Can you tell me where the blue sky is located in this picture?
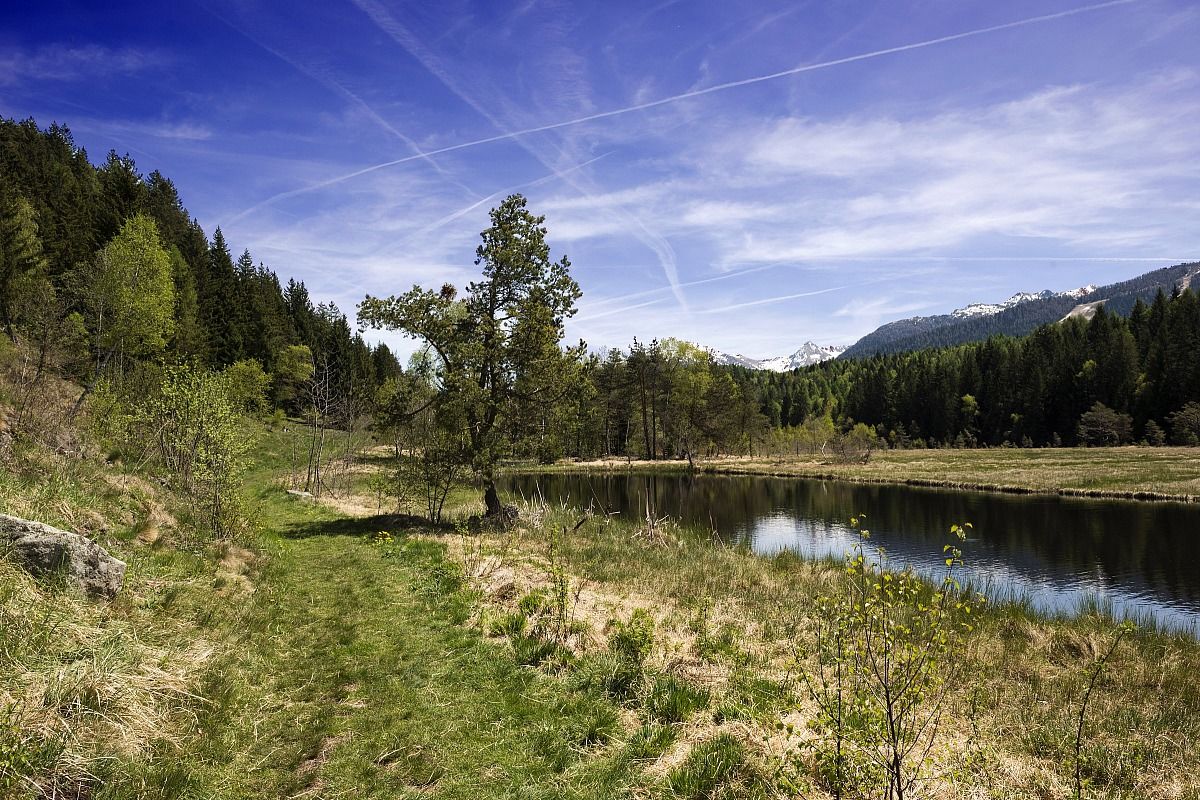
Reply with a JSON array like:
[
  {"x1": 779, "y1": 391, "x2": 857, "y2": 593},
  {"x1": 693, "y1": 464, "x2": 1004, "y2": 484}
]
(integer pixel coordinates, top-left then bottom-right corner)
[{"x1": 2, "y1": 0, "x2": 1198, "y2": 358}]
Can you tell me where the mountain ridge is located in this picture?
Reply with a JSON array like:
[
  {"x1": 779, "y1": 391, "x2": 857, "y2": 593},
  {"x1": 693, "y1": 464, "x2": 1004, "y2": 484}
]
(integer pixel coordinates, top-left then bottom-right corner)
[
  {"x1": 840, "y1": 262, "x2": 1200, "y2": 359},
  {"x1": 709, "y1": 341, "x2": 847, "y2": 371}
]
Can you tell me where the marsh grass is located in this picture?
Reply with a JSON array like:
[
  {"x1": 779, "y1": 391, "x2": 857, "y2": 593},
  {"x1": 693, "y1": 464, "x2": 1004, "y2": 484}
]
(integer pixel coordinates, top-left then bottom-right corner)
[{"x1": 441, "y1": 495, "x2": 1200, "y2": 799}]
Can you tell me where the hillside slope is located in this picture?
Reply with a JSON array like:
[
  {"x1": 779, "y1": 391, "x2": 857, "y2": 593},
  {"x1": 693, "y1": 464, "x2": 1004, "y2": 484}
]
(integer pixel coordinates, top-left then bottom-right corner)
[{"x1": 842, "y1": 261, "x2": 1200, "y2": 358}]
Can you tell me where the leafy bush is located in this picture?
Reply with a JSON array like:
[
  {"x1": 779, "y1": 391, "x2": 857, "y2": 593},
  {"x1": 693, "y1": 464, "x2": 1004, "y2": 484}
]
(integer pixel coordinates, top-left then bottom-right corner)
[
  {"x1": 220, "y1": 359, "x2": 270, "y2": 413},
  {"x1": 800, "y1": 518, "x2": 980, "y2": 799},
  {"x1": 608, "y1": 608, "x2": 655, "y2": 666},
  {"x1": 144, "y1": 365, "x2": 250, "y2": 538},
  {"x1": 1076, "y1": 402, "x2": 1133, "y2": 446},
  {"x1": 1168, "y1": 402, "x2": 1200, "y2": 446}
]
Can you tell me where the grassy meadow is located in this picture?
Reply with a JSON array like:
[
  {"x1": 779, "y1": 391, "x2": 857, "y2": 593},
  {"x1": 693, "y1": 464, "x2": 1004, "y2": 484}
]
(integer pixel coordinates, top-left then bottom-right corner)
[{"x1": 3, "y1": 417, "x2": 1200, "y2": 799}]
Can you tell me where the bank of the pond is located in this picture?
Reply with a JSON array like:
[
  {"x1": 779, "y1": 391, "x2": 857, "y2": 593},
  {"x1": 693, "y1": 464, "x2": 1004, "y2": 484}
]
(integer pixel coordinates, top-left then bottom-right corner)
[
  {"x1": 509, "y1": 446, "x2": 1200, "y2": 504},
  {"x1": 431, "y1": 500, "x2": 1200, "y2": 799}
]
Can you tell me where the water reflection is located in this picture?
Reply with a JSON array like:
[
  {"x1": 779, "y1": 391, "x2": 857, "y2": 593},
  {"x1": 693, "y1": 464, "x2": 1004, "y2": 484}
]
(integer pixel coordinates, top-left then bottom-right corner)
[{"x1": 498, "y1": 472, "x2": 1200, "y2": 634}]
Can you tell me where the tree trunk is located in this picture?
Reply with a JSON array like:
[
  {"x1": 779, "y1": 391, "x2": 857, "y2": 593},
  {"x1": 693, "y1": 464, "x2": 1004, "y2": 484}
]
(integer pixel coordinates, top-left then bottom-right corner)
[{"x1": 483, "y1": 480, "x2": 502, "y2": 517}]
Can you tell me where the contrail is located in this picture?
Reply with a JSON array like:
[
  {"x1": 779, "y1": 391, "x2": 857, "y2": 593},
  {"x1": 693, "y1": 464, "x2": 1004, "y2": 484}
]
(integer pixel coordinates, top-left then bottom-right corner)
[
  {"x1": 698, "y1": 284, "x2": 856, "y2": 314},
  {"x1": 402, "y1": 152, "x2": 611, "y2": 242},
  {"x1": 206, "y1": 5, "x2": 480, "y2": 215},
  {"x1": 747, "y1": 255, "x2": 1192, "y2": 263},
  {"x1": 348, "y1": 0, "x2": 690, "y2": 310},
  {"x1": 581, "y1": 263, "x2": 783, "y2": 310},
  {"x1": 574, "y1": 297, "x2": 668, "y2": 323},
  {"x1": 231, "y1": 0, "x2": 1138, "y2": 224}
]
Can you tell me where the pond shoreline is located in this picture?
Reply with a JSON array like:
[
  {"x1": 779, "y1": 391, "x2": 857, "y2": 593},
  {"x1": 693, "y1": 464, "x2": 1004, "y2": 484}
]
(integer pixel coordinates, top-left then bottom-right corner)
[
  {"x1": 505, "y1": 448, "x2": 1200, "y2": 505},
  {"x1": 500, "y1": 467, "x2": 1200, "y2": 635}
]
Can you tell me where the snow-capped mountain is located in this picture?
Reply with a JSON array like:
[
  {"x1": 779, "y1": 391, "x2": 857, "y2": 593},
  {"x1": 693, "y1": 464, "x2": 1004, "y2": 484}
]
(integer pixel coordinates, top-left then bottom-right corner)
[
  {"x1": 841, "y1": 263, "x2": 1199, "y2": 360},
  {"x1": 949, "y1": 286, "x2": 1098, "y2": 320},
  {"x1": 709, "y1": 342, "x2": 847, "y2": 372}
]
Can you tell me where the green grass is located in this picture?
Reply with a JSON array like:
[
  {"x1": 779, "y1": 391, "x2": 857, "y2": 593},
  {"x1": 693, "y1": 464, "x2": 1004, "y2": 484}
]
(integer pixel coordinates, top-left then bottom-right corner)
[
  {"x1": 450, "y1": 499, "x2": 1200, "y2": 799},
  {"x1": 7, "y1": 394, "x2": 1200, "y2": 799},
  {"x1": 165, "y1": 526, "x2": 633, "y2": 798},
  {"x1": 2, "y1": 419, "x2": 677, "y2": 799}
]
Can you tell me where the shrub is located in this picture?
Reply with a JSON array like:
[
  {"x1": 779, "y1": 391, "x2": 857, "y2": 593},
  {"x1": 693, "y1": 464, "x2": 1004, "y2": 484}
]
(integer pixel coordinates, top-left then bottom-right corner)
[
  {"x1": 609, "y1": 608, "x2": 655, "y2": 666},
  {"x1": 1142, "y1": 419, "x2": 1167, "y2": 446},
  {"x1": 220, "y1": 359, "x2": 270, "y2": 413},
  {"x1": 1076, "y1": 402, "x2": 1132, "y2": 446},
  {"x1": 144, "y1": 365, "x2": 250, "y2": 538},
  {"x1": 1168, "y1": 402, "x2": 1200, "y2": 446},
  {"x1": 800, "y1": 518, "x2": 980, "y2": 799}
]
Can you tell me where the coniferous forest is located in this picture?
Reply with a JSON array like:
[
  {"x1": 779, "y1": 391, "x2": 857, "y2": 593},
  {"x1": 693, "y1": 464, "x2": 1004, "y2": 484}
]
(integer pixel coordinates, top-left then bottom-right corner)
[
  {"x1": 4, "y1": 116, "x2": 1200, "y2": 467},
  {"x1": 0, "y1": 117, "x2": 402, "y2": 418}
]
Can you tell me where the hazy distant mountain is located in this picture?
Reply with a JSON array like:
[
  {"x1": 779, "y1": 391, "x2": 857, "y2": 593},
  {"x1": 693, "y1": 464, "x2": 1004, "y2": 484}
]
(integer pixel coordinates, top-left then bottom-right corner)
[
  {"x1": 710, "y1": 342, "x2": 847, "y2": 371},
  {"x1": 840, "y1": 262, "x2": 1200, "y2": 359}
]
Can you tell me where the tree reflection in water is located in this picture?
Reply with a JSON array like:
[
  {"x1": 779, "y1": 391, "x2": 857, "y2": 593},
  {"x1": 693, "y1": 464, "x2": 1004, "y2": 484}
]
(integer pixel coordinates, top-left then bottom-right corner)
[{"x1": 500, "y1": 472, "x2": 1200, "y2": 634}]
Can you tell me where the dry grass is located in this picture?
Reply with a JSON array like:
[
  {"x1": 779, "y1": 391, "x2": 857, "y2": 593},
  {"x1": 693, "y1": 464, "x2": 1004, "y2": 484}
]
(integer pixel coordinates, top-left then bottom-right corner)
[
  {"x1": 430, "y1": 497, "x2": 1200, "y2": 799},
  {"x1": 0, "y1": 561, "x2": 213, "y2": 795}
]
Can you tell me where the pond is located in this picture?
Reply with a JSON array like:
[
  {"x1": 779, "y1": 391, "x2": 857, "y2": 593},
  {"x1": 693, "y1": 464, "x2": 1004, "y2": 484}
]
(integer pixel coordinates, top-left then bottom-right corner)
[{"x1": 498, "y1": 472, "x2": 1200, "y2": 635}]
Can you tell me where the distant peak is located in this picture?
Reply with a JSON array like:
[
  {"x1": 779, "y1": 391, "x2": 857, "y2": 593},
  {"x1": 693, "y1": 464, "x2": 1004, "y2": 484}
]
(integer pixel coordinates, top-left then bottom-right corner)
[{"x1": 708, "y1": 341, "x2": 847, "y2": 371}]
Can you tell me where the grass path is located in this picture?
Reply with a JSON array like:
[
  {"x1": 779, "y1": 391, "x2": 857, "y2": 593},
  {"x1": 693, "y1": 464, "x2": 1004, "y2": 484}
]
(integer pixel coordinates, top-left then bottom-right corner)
[{"x1": 168, "y1": 503, "x2": 638, "y2": 799}]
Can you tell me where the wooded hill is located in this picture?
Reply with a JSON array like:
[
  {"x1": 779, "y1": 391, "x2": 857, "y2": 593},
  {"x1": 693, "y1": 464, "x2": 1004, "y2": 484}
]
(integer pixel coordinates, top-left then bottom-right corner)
[
  {"x1": 0, "y1": 117, "x2": 401, "y2": 411},
  {"x1": 841, "y1": 261, "x2": 1200, "y2": 358},
  {"x1": 733, "y1": 289, "x2": 1200, "y2": 448}
]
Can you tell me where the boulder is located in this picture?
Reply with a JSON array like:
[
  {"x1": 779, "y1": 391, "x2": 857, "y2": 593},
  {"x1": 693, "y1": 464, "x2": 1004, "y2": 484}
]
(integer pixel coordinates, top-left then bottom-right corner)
[{"x1": 0, "y1": 513, "x2": 126, "y2": 600}]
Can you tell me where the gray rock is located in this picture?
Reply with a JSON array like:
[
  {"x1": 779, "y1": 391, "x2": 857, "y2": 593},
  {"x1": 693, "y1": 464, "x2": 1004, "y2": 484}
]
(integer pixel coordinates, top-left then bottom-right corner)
[{"x1": 0, "y1": 513, "x2": 126, "y2": 600}]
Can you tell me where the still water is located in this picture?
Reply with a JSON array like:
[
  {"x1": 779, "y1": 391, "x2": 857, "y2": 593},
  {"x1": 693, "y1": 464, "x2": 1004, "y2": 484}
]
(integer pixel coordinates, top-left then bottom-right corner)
[{"x1": 498, "y1": 472, "x2": 1200, "y2": 635}]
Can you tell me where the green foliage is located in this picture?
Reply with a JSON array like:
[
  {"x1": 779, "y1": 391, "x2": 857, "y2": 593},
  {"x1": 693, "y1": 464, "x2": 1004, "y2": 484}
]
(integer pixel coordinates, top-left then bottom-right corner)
[
  {"x1": 273, "y1": 343, "x2": 314, "y2": 404},
  {"x1": 1142, "y1": 419, "x2": 1167, "y2": 446},
  {"x1": 145, "y1": 364, "x2": 250, "y2": 538},
  {"x1": 1167, "y1": 402, "x2": 1200, "y2": 445},
  {"x1": 1077, "y1": 402, "x2": 1133, "y2": 446},
  {"x1": 799, "y1": 517, "x2": 980, "y2": 799},
  {"x1": 87, "y1": 214, "x2": 175, "y2": 360},
  {"x1": 665, "y1": 733, "x2": 749, "y2": 799},
  {"x1": 608, "y1": 608, "x2": 656, "y2": 666},
  {"x1": 0, "y1": 195, "x2": 49, "y2": 338},
  {"x1": 545, "y1": 523, "x2": 576, "y2": 644},
  {"x1": 220, "y1": 359, "x2": 270, "y2": 413},
  {"x1": 749, "y1": 288, "x2": 1200, "y2": 450},
  {"x1": 571, "y1": 651, "x2": 644, "y2": 702},
  {"x1": 0, "y1": 118, "x2": 402, "y2": 427},
  {"x1": 624, "y1": 723, "x2": 677, "y2": 761},
  {"x1": 645, "y1": 675, "x2": 710, "y2": 724},
  {"x1": 358, "y1": 194, "x2": 584, "y2": 514}
]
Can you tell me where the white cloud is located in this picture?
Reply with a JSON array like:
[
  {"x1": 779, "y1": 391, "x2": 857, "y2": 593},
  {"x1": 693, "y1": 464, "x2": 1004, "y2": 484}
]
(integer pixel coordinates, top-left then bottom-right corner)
[{"x1": 0, "y1": 44, "x2": 164, "y2": 85}]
